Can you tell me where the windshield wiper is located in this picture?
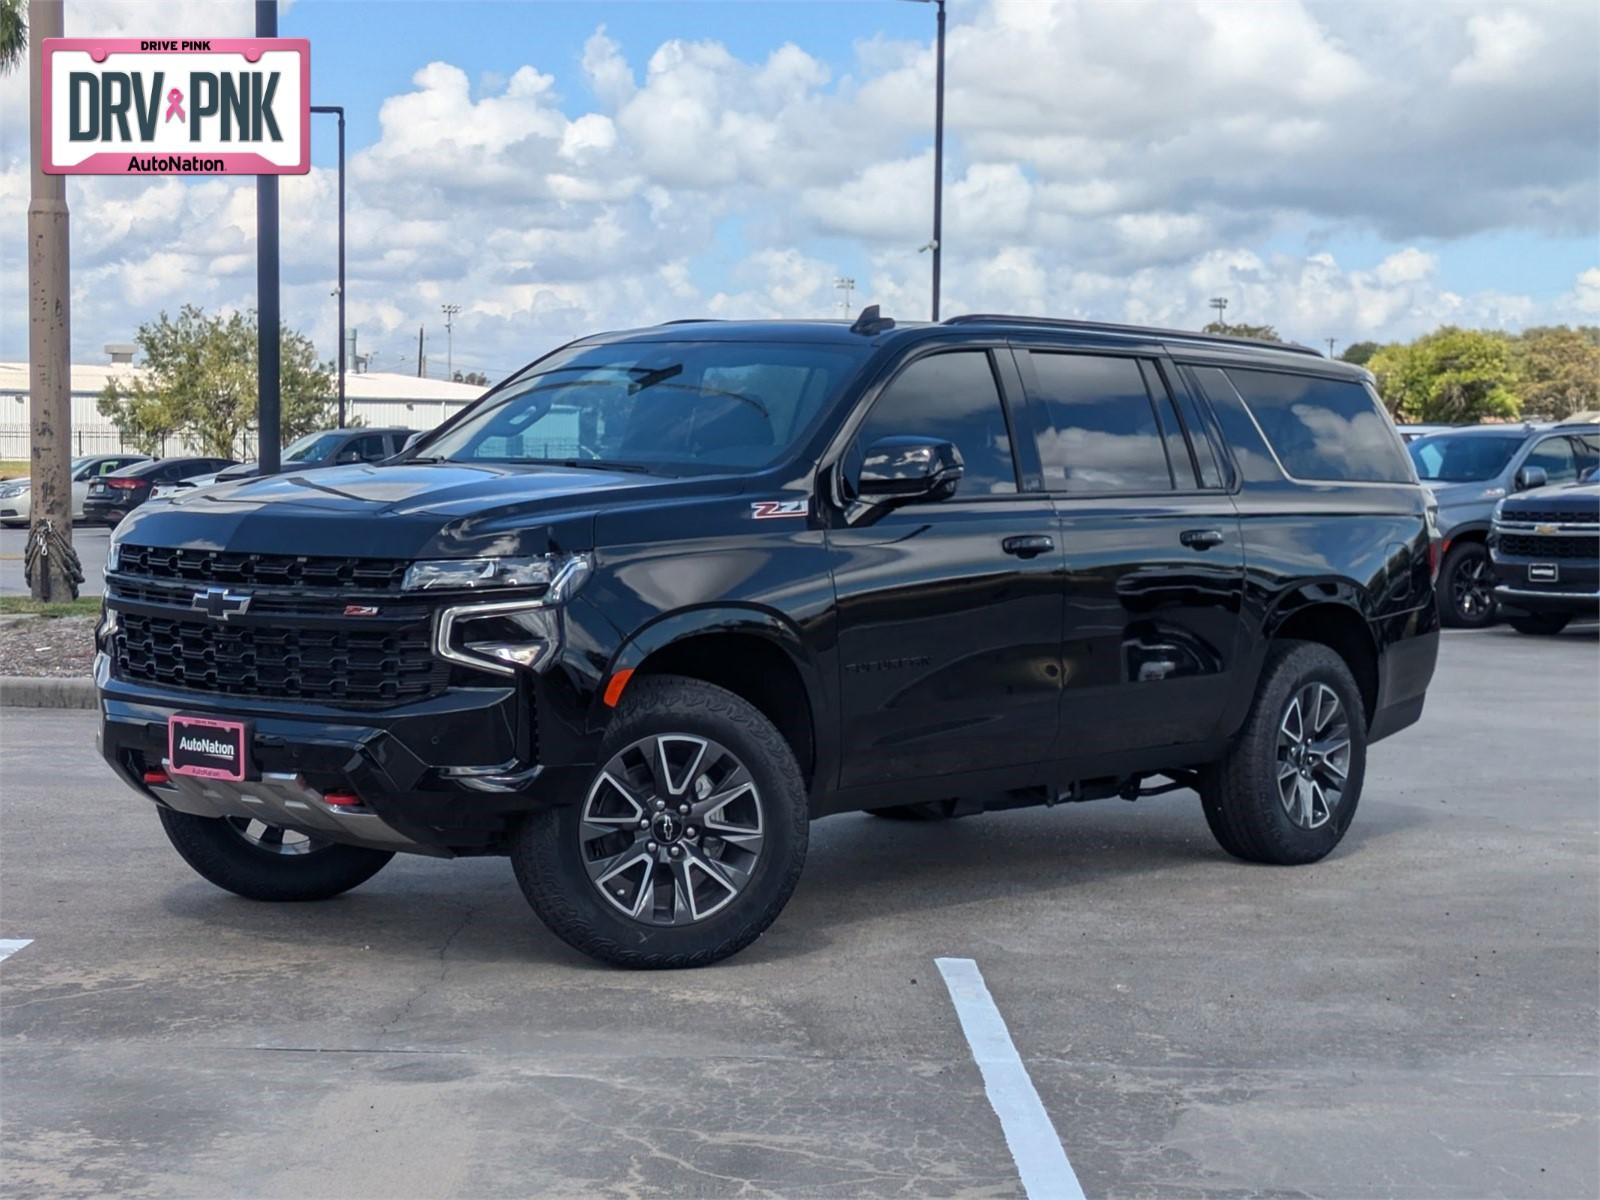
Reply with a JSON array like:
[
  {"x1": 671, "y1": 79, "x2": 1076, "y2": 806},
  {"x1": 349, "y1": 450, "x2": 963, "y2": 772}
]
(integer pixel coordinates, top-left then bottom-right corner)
[{"x1": 545, "y1": 458, "x2": 658, "y2": 474}]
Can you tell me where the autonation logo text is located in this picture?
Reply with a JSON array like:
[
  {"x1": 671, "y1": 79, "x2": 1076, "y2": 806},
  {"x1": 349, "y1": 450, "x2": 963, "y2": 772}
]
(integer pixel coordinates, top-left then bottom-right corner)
[{"x1": 178, "y1": 736, "x2": 233, "y2": 756}]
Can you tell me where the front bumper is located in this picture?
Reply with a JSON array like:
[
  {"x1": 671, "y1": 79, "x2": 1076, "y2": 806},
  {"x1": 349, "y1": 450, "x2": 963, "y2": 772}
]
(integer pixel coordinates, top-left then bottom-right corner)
[{"x1": 98, "y1": 658, "x2": 591, "y2": 856}]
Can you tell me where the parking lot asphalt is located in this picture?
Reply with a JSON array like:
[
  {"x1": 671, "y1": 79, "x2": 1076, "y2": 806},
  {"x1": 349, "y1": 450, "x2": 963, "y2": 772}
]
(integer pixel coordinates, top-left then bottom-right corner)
[
  {"x1": 1, "y1": 625, "x2": 1596, "y2": 1198},
  {"x1": 0, "y1": 526, "x2": 109, "y2": 597}
]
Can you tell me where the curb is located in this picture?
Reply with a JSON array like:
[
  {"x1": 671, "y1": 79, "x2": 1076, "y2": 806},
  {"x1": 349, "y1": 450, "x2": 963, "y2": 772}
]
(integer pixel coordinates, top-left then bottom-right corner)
[{"x1": 0, "y1": 676, "x2": 97, "y2": 709}]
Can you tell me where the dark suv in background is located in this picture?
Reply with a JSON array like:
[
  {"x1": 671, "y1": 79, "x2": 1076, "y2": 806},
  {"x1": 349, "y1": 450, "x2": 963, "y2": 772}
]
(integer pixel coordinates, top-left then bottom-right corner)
[
  {"x1": 97, "y1": 312, "x2": 1438, "y2": 968},
  {"x1": 1408, "y1": 423, "x2": 1600, "y2": 627},
  {"x1": 1490, "y1": 473, "x2": 1600, "y2": 634},
  {"x1": 215, "y1": 427, "x2": 417, "y2": 481}
]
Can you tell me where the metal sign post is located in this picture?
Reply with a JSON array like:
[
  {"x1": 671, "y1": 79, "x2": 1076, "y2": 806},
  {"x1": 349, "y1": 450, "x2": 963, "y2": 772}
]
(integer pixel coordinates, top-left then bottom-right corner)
[{"x1": 255, "y1": 1, "x2": 281, "y2": 472}]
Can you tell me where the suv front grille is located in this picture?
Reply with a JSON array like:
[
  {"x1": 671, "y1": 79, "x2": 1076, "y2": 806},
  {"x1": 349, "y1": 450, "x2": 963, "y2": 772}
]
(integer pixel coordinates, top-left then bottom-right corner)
[
  {"x1": 116, "y1": 544, "x2": 410, "y2": 592},
  {"x1": 1496, "y1": 532, "x2": 1598, "y2": 561},
  {"x1": 113, "y1": 610, "x2": 446, "y2": 706},
  {"x1": 1498, "y1": 508, "x2": 1599, "y2": 527},
  {"x1": 107, "y1": 544, "x2": 448, "y2": 707}
]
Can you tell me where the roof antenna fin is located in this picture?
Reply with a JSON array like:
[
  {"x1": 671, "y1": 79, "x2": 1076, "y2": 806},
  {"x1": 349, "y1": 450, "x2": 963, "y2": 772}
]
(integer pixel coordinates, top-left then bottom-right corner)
[{"x1": 849, "y1": 304, "x2": 895, "y2": 336}]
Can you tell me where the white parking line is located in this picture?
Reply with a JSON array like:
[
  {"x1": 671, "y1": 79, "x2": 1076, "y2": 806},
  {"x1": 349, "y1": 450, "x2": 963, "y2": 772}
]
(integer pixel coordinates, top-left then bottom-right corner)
[
  {"x1": 0, "y1": 938, "x2": 33, "y2": 962},
  {"x1": 936, "y1": 956, "x2": 1085, "y2": 1200}
]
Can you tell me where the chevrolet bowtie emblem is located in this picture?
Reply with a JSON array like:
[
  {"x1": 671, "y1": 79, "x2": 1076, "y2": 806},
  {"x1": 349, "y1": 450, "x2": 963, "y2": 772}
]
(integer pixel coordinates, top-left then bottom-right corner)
[{"x1": 191, "y1": 586, "x2": 252, "y2": 621}]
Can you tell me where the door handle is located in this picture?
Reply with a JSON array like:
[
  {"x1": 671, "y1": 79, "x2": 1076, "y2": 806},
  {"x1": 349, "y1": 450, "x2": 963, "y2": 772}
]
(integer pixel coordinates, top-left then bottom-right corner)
[
  {"x1": 1180, "y1": 528, "x2": 1225, "y2": 550},
  {"x1": 1002, "y1": 534, "x2": 1055, "y2": 558}
]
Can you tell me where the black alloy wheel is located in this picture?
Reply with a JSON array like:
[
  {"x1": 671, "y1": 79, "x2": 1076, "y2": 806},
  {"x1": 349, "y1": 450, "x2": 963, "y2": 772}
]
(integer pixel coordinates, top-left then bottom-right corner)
[{"x1": 1440, "y1": 542, "x2": 1496, "y2": 628}]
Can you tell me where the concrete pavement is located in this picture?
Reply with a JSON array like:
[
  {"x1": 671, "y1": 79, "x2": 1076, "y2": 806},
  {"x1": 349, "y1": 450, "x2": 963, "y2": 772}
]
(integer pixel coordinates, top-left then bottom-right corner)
[{"x1": 2, "y1": 626, "x2": 1595, "y2": 1197}]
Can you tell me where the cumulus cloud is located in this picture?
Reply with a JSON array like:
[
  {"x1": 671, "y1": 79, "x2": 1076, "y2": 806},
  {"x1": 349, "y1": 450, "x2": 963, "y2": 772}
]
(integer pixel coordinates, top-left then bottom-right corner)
[{"x1": 2, "y1": 0, "x2": 1595, "y2": 379}]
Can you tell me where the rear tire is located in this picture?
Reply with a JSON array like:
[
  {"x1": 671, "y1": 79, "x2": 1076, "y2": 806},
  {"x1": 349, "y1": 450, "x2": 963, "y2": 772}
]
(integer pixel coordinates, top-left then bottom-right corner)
[
  {"x1": 1201, "y1": 641, "x2": 1367, "y2": 865},
  {"x1": 1439, "y1": 541, "x2": 1496, "y2": 628},
  {"x1": 511, "y1": 675, "x2": 808, "y2": 969},
  {"x1": 158, "y1": 809, "x2": 393, "y2": 901},
  {"x1": 1507, "y1": 612, "x2": 1572, "y2": 636}
]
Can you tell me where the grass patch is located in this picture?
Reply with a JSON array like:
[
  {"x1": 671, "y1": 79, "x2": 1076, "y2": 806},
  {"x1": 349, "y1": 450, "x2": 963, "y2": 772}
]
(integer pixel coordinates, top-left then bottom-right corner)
[
  {"x1": 0, "y1": 596, "x2": 102, "y2": 618},
  {"x1": 0, "y1": 460, "x2": 28, "y2": 480}
]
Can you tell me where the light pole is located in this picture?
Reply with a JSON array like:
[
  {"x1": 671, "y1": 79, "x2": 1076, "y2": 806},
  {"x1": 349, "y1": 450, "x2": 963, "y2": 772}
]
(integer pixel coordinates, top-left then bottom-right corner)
[
  {"x1": 834, "y1": 277, "x2": 855, "y2": 317},
  {"x1": 441, "y1": 304, "x2": 462, "y2": 380},
  {"x1": 311, "y1": 105, "x2": 346, "y2": 426},
  {"x1": 1325, "y1": 338, "x2": 1337, "y2": 359},
  {"x1": 1209, "y1": 297, "x2": 1228, "y2": 327},
  {"x1": 902, "y1": 0, "x2": 945, "y2": 321}
]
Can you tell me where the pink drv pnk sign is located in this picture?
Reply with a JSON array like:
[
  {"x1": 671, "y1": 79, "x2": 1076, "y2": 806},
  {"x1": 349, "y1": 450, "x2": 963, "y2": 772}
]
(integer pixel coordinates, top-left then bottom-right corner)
[{"x1": 42, "y1": 38, "x2": 310, "y2": 176}]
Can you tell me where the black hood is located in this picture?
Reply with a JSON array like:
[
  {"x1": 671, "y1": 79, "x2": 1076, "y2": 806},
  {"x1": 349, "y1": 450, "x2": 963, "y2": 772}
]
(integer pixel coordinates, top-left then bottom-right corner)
[
  {"x1": 1500, "y1": 479, "x2": 1600, "y2": 521},
  {"x1": 114, "y1": 461, "x2": 716, "y2": 559}
]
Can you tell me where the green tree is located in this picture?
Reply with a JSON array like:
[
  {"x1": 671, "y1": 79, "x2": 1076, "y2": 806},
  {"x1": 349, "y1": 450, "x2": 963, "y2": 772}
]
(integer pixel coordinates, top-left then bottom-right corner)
[
  {"x1": 99, "y1": 306, "x2": 335, "y2": 458},
  {"x1": 1339, "y1": 340, "x2": 1381, "y2": 367},
  {"x1": 1368, "y1": 327, "x2": 1520, "y2": 423},
  {"x1": 1513, "y1": 325, "x2": 1600, "y2": 420},
  {"x1": 1203, "y1": 320, "x2": 1281, "y2": 342},
  {"x1": 0, "y1": 0, "x2": 25, "y2": 74}
]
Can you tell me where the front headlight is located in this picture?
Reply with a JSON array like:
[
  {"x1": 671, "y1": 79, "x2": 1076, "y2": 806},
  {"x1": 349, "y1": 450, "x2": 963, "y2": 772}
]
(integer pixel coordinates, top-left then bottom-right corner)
[
  {"x1": 403, "y1": 553, "x2": 590, "y2": 597},
  {"x1": 425, "y1": 552, "x2": 592, "y2": 676},
  {"x1": 0, "y1": 482, "x2": 29, "y2": 498}
]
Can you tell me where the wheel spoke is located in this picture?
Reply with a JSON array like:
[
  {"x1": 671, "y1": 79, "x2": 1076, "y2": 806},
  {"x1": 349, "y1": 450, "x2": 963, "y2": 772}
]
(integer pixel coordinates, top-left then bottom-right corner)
[
  {"x1": 654, "y1": 735, "x2": 708, "y2": 797},
  {"x1": 260, "y1": 825, "x2": 285, "y2": 846},
  {"x1": 1279, "y1": 695, "x2": 1304, "y2": 744}
]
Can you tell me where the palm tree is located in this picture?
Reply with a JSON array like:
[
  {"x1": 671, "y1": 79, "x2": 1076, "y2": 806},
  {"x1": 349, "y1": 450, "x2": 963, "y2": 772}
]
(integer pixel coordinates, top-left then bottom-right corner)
[{"x1": 0, "y1": 0, "x2": 25, "y2": 75}]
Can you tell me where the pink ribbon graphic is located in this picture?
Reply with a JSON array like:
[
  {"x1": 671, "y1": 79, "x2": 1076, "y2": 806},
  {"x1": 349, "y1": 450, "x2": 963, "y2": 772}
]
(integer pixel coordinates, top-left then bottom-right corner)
[{"x1": 164, "y1": 88, "x2": 185, "y2": 123}]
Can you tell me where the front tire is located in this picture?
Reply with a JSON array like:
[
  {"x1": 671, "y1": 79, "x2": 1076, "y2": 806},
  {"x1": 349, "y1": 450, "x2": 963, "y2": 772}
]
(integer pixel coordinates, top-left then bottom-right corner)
[
  {"x1": 1202, "y1": 641, "x2": 1367, "y2": 865},
  {"x1": 1507, "y1": 612, "x2": 1572, "y2": 636},
  {"x1": 157, "y1": 809, "x2": 393, "y2": 900},
  {"x1": 512, "y1": 675, "x2": 808, "y2": 969},
  {"x1": 1439, "y1": 541, "x2": 1496, "y2": 628}
]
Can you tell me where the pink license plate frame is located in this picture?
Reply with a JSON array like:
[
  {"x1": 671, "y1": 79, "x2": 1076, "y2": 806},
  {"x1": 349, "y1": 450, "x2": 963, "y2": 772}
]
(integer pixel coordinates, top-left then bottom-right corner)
[{"x1": 167, "y1": 715, "x2": 250, "y2": 782}]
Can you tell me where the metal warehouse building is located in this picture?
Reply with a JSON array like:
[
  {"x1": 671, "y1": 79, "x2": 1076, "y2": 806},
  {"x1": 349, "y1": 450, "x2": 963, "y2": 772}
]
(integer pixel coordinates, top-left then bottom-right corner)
[{"x1": 0, "y1": 356, "x2": 486, "y2": 460}]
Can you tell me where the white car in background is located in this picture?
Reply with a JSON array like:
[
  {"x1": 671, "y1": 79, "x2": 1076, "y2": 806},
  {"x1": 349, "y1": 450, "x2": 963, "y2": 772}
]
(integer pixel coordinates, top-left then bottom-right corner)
[
  {"x1": 0, "y1": 453, "x2": 150, "y2": 527},
  {"x1": 150, "y1": 472, "x2": 220, "y2": 500}
]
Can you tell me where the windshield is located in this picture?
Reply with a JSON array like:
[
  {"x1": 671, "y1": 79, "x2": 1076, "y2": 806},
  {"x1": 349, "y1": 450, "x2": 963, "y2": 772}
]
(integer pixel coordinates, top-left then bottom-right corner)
[
  {"x1": 283, "y1": 431, "x2": 343, "y2": 464},
  {"x1": 1408, "y1": 433, "x2": 1525, "y2": 483},
  {"x1": 417, "y1": 340, "x2": 868, "y2": 475}
]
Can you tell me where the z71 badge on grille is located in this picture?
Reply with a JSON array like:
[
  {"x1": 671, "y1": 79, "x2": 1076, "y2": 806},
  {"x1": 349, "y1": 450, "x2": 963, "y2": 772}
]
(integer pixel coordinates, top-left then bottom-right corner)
[{"x1": 751, "y1": 499, "x2": 807, "y2": 520}]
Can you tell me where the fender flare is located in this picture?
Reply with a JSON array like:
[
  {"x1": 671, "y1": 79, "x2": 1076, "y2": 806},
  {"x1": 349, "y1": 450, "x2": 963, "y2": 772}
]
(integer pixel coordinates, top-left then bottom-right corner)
[{"x1": 592, "y1": 604, "x2": 829, "y2": 748}]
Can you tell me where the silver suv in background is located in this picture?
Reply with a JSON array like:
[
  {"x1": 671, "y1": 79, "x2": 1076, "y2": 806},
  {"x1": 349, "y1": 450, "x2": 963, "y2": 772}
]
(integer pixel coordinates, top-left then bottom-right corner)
[{"x1": 1409, "y1": 423, "x2": 1600, "y2": 627}]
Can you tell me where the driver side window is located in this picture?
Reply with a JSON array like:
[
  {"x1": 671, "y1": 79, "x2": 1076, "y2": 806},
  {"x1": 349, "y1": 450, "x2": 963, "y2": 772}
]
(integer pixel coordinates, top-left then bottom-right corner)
[
  {"x1": 1526, "y1": 436, "x2": 1577, "y2": 483},
  {"x1": 851, "y1": 351, "x2": 1017, "y2": 496}
]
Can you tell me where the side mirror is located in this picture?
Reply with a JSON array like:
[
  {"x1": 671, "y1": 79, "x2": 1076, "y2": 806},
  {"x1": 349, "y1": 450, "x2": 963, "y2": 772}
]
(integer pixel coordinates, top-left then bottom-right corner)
[
  {"x1": 1515, "y1": 465, "x2": 1548, "y2": 491},
  {"x1": 403, "y1": 432, "x2": 425, "y2": 451},
  {"x1": 857, "y1": 436, "x2": 964, "y2": 504}
]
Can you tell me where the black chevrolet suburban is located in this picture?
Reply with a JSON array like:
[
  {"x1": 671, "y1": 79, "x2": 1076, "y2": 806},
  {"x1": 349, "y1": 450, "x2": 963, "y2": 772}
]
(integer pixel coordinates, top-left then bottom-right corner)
[{"x1": 97, "y1": 312, "x2": 1440, "y2": 968}]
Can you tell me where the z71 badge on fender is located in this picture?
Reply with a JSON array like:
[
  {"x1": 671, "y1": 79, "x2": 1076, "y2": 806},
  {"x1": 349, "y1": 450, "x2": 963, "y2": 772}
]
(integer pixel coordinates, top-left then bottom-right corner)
[{"x1": 751, "y1": 499, "x2": 807, "y2": 519}]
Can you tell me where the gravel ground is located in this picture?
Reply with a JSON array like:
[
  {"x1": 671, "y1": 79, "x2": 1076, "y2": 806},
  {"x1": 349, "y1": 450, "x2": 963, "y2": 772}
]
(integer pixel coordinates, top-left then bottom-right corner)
[{"x1": 0, "y1": 615, "x2": 96, "y2": 677}]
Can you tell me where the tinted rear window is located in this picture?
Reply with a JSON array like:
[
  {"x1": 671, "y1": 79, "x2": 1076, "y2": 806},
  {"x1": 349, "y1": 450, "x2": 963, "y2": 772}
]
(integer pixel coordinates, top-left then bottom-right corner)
[
  {"x1": 1226, "y1": 369, "x2": 1412, "y2": 484},
  {"x1": 1028, "y1": 353, "x2": 1174, "y2": 493}
]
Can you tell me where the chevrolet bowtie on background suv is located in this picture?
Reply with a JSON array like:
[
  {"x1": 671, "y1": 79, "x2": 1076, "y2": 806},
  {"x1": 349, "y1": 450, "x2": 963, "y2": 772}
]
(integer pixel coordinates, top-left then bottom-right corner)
[{"x1": 97, "y1": 311, "x2": 1440, "y2": 968}]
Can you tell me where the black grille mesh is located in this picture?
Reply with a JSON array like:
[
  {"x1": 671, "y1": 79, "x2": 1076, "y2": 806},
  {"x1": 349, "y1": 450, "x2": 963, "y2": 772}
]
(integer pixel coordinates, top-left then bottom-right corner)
[
  {"x1": 1497, "y1": 533, "x2": 1598, "y2": 561},
  {"x1": 113, "y1": 610, "x2": 445, "y2": 706},
  {"x1": 116, "y1": 544, "x2": 410, "y2": 592}
]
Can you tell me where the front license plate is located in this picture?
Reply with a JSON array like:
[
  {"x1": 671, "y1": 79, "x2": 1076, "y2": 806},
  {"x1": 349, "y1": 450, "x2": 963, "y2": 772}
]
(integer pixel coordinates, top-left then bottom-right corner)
[
  {"x1": 1529, "y1": 563, "x2": 1559, "y2": 583},
  {"x1": 168, "y1": 715, "x2": 250, "y2": 781}
]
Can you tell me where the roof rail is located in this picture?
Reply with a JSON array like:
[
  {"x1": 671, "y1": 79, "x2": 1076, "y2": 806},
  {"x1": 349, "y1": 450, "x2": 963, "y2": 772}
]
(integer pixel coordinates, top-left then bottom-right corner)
[
  {"x1": 941, "y1": 313, "x2": 1323, "y2": 358},
  {"x1": 658, "y1": 318, "x2": 723, "y2": 325}
]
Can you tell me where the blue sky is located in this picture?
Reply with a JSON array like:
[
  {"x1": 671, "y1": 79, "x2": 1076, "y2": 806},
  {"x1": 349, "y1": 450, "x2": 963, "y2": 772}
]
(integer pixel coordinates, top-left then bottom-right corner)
[{"x1": 1, "y1": 0, "x2": 1595, "y2": 378}]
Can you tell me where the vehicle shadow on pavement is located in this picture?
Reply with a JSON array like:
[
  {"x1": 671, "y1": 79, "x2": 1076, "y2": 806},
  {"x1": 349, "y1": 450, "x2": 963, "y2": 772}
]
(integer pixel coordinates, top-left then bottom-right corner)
[{"x1": 146, "y1": 788, "x2": 1431, "y2": 972}]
